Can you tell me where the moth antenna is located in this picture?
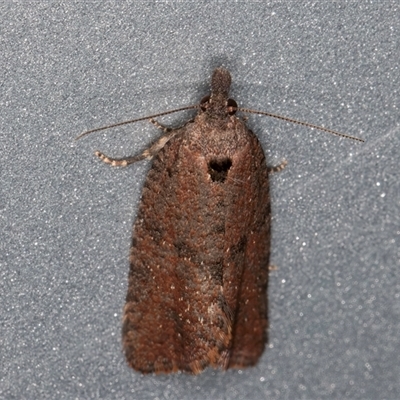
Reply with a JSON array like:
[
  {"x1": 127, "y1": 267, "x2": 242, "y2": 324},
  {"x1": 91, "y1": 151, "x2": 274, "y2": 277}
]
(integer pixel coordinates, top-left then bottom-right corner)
[
  {"x1": 238, "y1": 107, "x2": 365, "y2": 143},
  {"x1": 76, "y1": 104, "x2": 200, "y2": 140}
]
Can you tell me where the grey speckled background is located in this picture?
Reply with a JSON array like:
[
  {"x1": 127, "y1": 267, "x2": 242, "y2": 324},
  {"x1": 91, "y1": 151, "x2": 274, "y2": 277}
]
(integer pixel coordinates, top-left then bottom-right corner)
[{"x1": 1, "y1": 2, "x2": 399, "y2": 399}]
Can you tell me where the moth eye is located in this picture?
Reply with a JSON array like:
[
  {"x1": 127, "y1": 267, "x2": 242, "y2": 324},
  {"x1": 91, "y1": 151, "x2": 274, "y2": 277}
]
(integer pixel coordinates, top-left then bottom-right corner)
[
  {"x1": 200, "y1": 95, "x2": 211, "y2": 111},
  {"x1": 208, "y1": 158, "x2": 232, "y2": 183},
  {"x1": 227, "y1": 99, "x2": 237, "y2": 115}
]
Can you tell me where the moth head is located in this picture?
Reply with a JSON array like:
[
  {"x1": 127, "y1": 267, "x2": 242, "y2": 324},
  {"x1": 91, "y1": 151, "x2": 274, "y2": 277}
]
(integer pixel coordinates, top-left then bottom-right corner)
[{"x1": 200, "y1": 95, "x2": 237, "y2": 115}]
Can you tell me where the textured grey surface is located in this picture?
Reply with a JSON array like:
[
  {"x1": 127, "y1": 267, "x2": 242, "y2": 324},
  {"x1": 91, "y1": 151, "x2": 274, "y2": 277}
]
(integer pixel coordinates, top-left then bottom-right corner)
[{"x1": 1, "y1": 2, "x2": 399, "y2": 399}]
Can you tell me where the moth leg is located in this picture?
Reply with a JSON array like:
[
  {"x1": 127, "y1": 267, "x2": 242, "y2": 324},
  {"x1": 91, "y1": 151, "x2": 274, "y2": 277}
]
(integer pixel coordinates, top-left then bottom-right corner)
[
  {"x1": 267, "y1": 160, "x2": 287, "y2": 174},
  {"x1": 94, "y1": 151, "x2": 146, "y2": 167},
  {"x1": 150, "y1": 118, "x2": 173, "y2": 133},
  {"x1": 95, "y1": 122, "x2": 181, "y2": 167}
]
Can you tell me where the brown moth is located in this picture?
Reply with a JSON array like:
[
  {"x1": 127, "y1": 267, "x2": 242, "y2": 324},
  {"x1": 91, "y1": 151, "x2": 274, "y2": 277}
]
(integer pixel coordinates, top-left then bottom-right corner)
[{"x1": 78, "y1": 68, "x2": 363, "y2": 374}]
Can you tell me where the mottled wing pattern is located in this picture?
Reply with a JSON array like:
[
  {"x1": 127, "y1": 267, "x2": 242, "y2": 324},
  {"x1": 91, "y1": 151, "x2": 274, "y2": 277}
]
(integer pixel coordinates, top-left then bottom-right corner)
[{"x1": 123, "y1": 118, "x2": 270, "y2": 374}]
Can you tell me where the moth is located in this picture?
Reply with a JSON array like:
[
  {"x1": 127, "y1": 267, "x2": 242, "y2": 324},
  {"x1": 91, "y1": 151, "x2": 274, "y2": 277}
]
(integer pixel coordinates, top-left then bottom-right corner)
[{"x1": 78, "y1": 68, "x2": 363, "y2": 374}]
